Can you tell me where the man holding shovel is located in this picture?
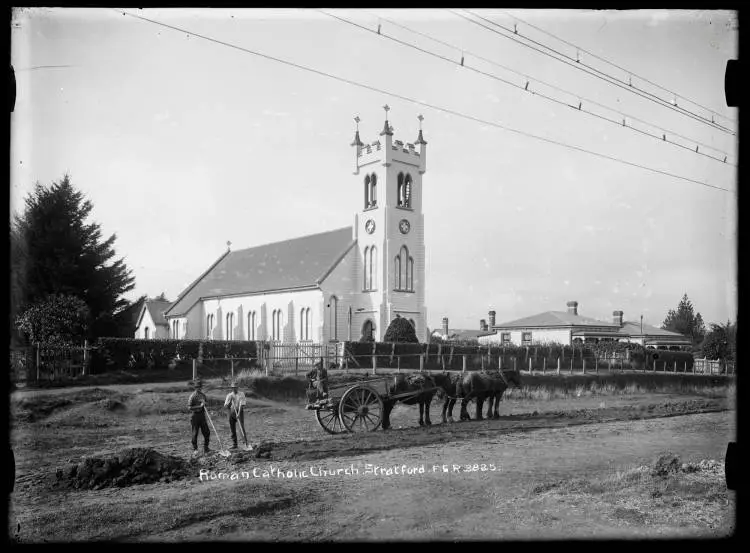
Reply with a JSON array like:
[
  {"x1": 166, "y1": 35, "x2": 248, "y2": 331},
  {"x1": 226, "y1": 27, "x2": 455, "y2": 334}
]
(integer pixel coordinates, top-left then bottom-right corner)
[
  {"x1": 224, "y1": 381, "x2": 251, "y2": 450},
  {"x1": 188, "y1": 378, "x2": 210, "y2": 455}
]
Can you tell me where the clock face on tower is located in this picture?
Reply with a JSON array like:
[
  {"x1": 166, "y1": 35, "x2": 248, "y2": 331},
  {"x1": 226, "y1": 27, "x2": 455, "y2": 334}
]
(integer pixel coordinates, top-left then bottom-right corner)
[
  {"x1": 365, "y1": 219, "x2": 376, "y2": 234},
  {"x1": 399, "y1": 219, "x2": 411, "y2": 234}
]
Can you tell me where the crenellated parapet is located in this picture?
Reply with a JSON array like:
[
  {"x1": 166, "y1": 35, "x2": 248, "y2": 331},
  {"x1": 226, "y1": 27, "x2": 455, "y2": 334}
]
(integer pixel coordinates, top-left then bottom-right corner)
[{"x1": 352, "y1": 110, "x2": 427, "y2": 175}]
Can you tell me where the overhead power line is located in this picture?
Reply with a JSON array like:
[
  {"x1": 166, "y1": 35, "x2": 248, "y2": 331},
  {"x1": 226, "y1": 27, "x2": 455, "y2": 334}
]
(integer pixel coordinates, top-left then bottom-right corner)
[
  {"x1": 497, "y1": 9, "x2": 737, "y2": 127},
  {"x1": 113, "y1": 9, "x2": 733, "y2": 194},
  {"x1": 349, "y1": 10, "x2": 735, "y2": 166},
  {"x1": 453, "y1": 9, "x2": 736, "y2": 136}
]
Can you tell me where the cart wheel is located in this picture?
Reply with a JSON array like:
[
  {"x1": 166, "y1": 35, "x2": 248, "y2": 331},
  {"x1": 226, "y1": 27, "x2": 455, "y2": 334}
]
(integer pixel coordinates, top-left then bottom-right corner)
[
  {"x1": 339, "y1": 385, "x2": 384, "y2": 432},
  {"x1": 315, "y1": 407, "x2": 347, "y2": 435}
]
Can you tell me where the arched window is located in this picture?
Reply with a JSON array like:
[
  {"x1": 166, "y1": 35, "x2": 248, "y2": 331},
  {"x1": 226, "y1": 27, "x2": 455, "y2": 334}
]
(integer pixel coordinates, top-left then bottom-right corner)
[
  {"x1": 300, "y1": 307, "x2": 311, "y2": 341},
  {"x1": 247, "y1": 311, "x2": 256, "y2": 341},
  {"x1": 144, "y1": 327, "x2": 150, "y2": 340},
  {"x1": 272, "y1": 309, "x2": 283, "y2": 341},
  {"x1": 226, "y1": 312, "x2": 234, "y2": 340},
  {"x1": 363, "y1": 246, "x2": 370, "y2": 290},
  {"x1": 364, "y1": 174, "x2": 371, "y2": 208},
  {"x1": 206, "y1": 314, "x2": 214, "y2": 339},
  {"x1": 370, "y1": 173, "x2": 377, "y2": 206},
  {"x1": 394, "y1": 255, "x2": 401, "y2": 290},
  {"x1": 403, "y1": 174, "x2": 412, "y2": 208},
  {"x1": 408, "y1": 257, "x2": 414, "y2": 291},
  {"x1": 370, "y1": 246, "x2": 377, "y2": 290},
  {"x1": 397, "y1": 172, "x2": 405, "y2": 206},
  {"x1": 402, "y1": 246, "x2": 410, "y2": 291},
  {"x1": 328, "y1": 296, "x2": 338, "y2": 341}
]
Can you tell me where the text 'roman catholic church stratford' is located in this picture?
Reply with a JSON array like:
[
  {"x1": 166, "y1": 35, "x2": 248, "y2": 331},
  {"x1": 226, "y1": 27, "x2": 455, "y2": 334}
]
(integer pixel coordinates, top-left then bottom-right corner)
[{"x1": 164, "y1": 108, "x2": 428, "y2": 343}]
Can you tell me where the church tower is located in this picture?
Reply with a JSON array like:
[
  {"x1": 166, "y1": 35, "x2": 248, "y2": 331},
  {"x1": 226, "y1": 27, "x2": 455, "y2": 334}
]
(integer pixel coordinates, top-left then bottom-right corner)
[{"x1": 350, "y1": 107, "x2": 428, "y2": 342}]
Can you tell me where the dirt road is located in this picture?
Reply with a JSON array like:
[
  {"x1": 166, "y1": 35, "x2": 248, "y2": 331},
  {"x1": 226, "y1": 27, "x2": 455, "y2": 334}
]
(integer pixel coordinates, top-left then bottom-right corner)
[{"x1": 9, "y1": 385, "x2": 736, "y2": 541}]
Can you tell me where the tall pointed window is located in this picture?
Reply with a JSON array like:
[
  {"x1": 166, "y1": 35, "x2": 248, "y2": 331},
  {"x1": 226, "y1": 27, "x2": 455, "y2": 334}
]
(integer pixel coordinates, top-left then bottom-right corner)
[
  {"x1": 226, "y1": 312, "x2": 234, "y2": 340},
  {"x1": 363, "y1": 246, "x2": 370, "y2": 290},
  {"x1": 394, "y1": 246, "x2": 415, "y2": 292},
  {"x1": 299, "y1": 307, "x2": 312, "y2": 341},
  {"x1": 364, "y1": 175, "x2": 371, "y2": 208},
  {"x1": 145, "y1": 327, "x2": 150, "y2": 340},
  {"x1": 370, "y1": 246, "x2": 377, "y2": 290},
  {"x1": 272, "y1": 309, "x2": 283, "y2": 341},
  {"x1": 328, "y1": 296, "x2": 338, "y2": 341},
  {"x1": 397, "y1": 172, "x2": 404, "y2": 207},
  {"x1": 247, "y1": 311, "x2": 256, "y2": 341},
  {"x1": 370, "y1": 173, "x2": 377, "y2": 206},
  {"x1": 206, "y1": 314, "x2": 214, "y2": 339},
  {"x1": 403, "y1": 174, "x2": 412, "y2": 208}
]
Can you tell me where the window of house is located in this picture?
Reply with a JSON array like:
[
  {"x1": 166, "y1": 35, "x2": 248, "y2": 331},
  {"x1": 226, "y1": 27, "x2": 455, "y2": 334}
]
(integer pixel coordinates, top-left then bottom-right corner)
[
  {"x1": 299, "y1": 307, "x2": 311, "y2": 341},
  {"x1": 522, "y1": 332, "x2": 532, "y2": 346},
  {"x1": 370, "y1": 173, "x2": 377, "y2": 207},
  {"x1": 397, "y1": 172, "x2": 404, "y2": 206},
  {"x1": 501, "y1": 332, "x2": 511, "y2": 345},
  {"x1": 362, "y1": 319, "x2": 374, "y2": 341},
  {"x1": 172, "y1": 320, "x2": 179, "y2": 339},
  {"x1": 328, "y1": 296, "x2": 338, "y2": 341},
  {"x1": 144, "y1": 327, "x2": 150, "y2": 340},
  {"x1": 364, "y1": 175, "x2": 371, "y2": 209},
  {"x1": 272, "y1": 309, "x2": 283, "y2": 341},
  {"x1": 206, "y1": 314, "x2": 214, "y2": 339},
  {"x1": 394, "y1": 255, "x2": 401, "y2": 290}
]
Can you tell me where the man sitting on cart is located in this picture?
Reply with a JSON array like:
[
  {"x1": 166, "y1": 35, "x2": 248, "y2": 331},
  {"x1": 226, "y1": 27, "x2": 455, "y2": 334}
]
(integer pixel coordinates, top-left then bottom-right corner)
[{"x1": 306, "y1": 358, "x2": 329, "y2": 406}]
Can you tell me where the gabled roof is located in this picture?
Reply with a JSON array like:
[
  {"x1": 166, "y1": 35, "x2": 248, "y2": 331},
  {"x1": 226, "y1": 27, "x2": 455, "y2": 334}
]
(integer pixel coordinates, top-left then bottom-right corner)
[
  {"x1": 166, "y1": 227, "x2": 356, "y2": 317},
  {"x1": 135, "y1": 299, "x2": 172, "y2": 329},
  {"x1": 146, "y1": 300, "x2": 172, "y2": 326},
  {"x1": 494, "y1": 311, "x2": 621, "y2": 329}
]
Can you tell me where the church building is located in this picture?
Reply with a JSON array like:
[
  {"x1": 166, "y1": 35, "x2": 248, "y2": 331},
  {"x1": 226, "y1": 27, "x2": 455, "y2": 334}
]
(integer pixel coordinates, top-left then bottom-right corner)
[{"x1": 164, "y1": 108, "x2": 429, "y2": 343}]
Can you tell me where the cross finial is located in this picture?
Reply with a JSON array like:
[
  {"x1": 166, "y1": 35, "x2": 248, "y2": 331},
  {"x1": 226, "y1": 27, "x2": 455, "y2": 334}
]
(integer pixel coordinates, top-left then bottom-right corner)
[
  {"x1": 417, "y1": 114, "x2": 424, "y2": 129},
  {"x1": 226, "y1": 240, "x2": 232, "y2": 251},
  {"x1": 354, "y1": 115, "x2": 360, "y2": 129},
  {"x1": 383, "y1": 104, "x2": 390, "y2": 117}
]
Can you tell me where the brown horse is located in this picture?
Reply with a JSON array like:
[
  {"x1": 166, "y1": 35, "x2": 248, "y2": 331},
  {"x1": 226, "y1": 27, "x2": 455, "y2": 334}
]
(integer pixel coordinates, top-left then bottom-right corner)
[
  {"x1": 382, "y1": 373, "x2": 440, "y2": 430},
  {"x1": 430, "y1": 370, "x2": 521, "y2": 422}
]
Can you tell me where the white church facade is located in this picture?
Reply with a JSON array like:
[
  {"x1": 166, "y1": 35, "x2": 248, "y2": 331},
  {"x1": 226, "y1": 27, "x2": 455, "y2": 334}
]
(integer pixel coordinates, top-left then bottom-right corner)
[{"x1": 164, "y1": 110, "x2": 429, "y2": 343}]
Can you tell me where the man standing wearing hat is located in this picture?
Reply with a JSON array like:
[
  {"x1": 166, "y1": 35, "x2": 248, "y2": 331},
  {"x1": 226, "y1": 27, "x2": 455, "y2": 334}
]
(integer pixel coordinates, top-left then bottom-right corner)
[
  {"x1": 188, "y1": 378, "x2": 210, "y2": 455},
  {"x1": 224, "y1": 381, "x2": 248, "y2": 450}
]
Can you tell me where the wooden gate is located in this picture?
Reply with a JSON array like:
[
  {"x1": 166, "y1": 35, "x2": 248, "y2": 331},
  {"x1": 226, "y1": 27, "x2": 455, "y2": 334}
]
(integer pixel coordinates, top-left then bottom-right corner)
[{"x1": 258, "y1": 341, "x2": 340, "y2": 374}]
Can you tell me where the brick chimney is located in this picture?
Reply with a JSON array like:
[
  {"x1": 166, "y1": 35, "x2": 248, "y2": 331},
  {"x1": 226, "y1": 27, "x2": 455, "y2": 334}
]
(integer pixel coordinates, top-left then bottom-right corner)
[
  {"x1": 480, "y1": 319, "x2": 487, "y2": 331},
  {"x1": 612, "y1": 310, "x2": 624, "y2": 326},
  {"x1": 442, "y1": 317, "x2": 449, "y2": 336},
  {"x1": 488, "y1": 310, "x2": 496, "y2": 327},
  {"x1": 567, "y1": 301, "x2": 578, "y2": 315}
]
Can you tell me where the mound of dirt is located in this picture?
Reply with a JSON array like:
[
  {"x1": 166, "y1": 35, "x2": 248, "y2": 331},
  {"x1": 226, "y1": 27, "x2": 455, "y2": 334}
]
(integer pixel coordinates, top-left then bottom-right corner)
[{"x1": 54, "y1": 447, "x2": 191, "y2": 490}]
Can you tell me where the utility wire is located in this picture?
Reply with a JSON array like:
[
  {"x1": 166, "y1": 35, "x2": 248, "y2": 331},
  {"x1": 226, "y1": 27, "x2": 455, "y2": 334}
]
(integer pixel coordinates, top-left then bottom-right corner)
[
  {"x1": 497, "y1": 9, "x2": 737, "y2": 126},
  {"x1": 113, "y1": 9, "x2": 732, "y2": 194},
  {"x1": 455, "y1": 9, "x2": 736, "y2": 136},
  {"x1": 354, "y1": 10, "x2": 735, "y2": 166}
]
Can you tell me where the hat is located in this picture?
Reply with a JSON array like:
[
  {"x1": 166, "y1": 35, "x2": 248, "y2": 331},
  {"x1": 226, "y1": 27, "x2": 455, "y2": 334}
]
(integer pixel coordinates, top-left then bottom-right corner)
[
  {"x1": 193, "y1": 378, "x2": 203, "y2": 388},
  {"x1": 230, "y1": 380, "x2": 239, "y2": 388}
]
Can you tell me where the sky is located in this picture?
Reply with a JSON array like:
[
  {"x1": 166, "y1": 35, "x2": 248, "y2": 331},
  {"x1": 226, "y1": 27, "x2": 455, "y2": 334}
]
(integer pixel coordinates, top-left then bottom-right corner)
[{"x1": 10, "y1": 8, "x2": 738, "y2": 333}]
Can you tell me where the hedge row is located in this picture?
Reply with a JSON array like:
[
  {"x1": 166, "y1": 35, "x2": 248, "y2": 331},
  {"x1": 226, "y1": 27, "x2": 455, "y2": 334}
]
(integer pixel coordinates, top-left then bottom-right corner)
[{"x1": 90, "y1": 338, "x2": 259, "y2": 373}]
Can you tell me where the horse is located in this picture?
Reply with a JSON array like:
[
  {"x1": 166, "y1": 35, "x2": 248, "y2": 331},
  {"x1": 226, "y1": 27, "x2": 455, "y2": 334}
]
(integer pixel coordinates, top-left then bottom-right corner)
[
  {"x1": 381, "y1": 373, "x2": 441, "y2": 430},
  {"x1": 456, "y1": 368, "x2": 522, "y2": 421},
  {"x1": 429, "y1": 369, "x2": 521, "y2": 423}
]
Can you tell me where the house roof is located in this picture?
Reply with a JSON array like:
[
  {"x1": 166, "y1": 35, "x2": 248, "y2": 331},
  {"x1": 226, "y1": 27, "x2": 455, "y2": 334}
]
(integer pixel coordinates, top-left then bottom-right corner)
[
  {"x1": 146, "y1": 300, "x2": 172, "y2": 326},
  {"x1": 617, "y1": 320, "x2": 690, "y2": 340},
  {"x1": 440, "y1": 329, "x2": 485, "y2": 341},
  {"x1": 494, "y1": 311, "x2": 622, "y2": 329},
  {"x1": 166, "y1": 227, "x2": 356, "y2": 317}
]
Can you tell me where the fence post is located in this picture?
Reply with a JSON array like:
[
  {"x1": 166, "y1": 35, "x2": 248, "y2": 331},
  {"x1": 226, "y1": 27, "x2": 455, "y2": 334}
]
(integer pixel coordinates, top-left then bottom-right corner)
[
  {"x1": 582, "y1": 358, "x2": 586, "y2": 374},
  {"x1": 557, "y1": 357, "x2": 560, "y2": 375},
  {"x1": 397, "y1": 355, "x2": 401, "y2": 373},
  {"x1": 231, "y1": 359, "x2": 235, "y2": 380},
  {"x1": 595, "y1": 357, "x2": 598, "y2": 374},
  {"x1": 673, "y1": 360, "x2": 677, "y2": 374},
  {"x1": 419, "y1": 353, "x2": 425, "y2": 373},
  {"x1": 192, "y1": 358, "x2": 197, "y2": 382},
  {"x1": 462, "y1": 355, "x2": 467, "y2": 373},
  {"x1": 542, "y1": 357, "x2": 546, "y2": 374},
  {"x1": 372, "y1": 354, "x2": 377, "y2": 375},
  {"x1": 528, "y1": 356, "x2": 532, "y2": 374},
  {"x1": 513, "y1": 357, "x2": 517, "y2": 372},
  {"x1": 498, "y1": 355, "x2": 502, "y2": 370},
  {"x1": 36, "y1": 343, "x2": 40, "y2": 382},
  {"x1": 608, "y1": 358, "x2": 611, "y2": 372},
  {"x1": 294, "y1": 355, "x2": 298, "y2": 376},
  {"x1": 570, "y1": 357, "x2": 573, "y2": 375}
]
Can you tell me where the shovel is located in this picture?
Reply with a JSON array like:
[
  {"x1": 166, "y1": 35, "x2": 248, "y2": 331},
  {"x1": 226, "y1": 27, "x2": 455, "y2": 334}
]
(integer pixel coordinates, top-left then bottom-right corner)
[
  {"x1": 203, "y1": 406, "x2": 231, "y2": 457},
  {"x1": 235, "y1": 404, "x2": 253, "y2": 451}
]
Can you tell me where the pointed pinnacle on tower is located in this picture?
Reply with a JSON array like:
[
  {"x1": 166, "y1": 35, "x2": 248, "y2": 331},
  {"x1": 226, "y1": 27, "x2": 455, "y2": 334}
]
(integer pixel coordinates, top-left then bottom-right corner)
[
  {"x1": 415, "y1": 114, "x2": 427, "y2": 145},
  {"x1": 380, "y1": 104, "x2": 393, "y2": 136},
  {"x1": 350, "y1": 115, "x2": 364, "y2": 147}
]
